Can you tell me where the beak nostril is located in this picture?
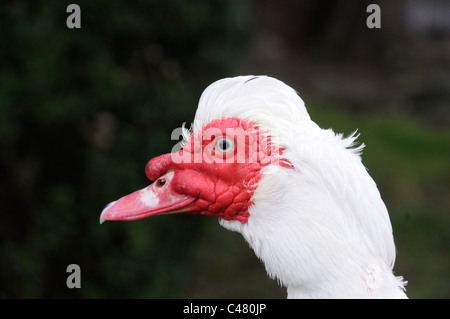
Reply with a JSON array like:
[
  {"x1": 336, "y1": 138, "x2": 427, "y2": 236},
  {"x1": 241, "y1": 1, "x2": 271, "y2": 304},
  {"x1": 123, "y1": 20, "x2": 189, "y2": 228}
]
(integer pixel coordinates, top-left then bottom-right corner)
[
  {"x1": 155, "y1": 178, "x2": 166, "y2": 188},
  {"x1": 151, "y1": 170, "x2": 174, "y2": 190}
]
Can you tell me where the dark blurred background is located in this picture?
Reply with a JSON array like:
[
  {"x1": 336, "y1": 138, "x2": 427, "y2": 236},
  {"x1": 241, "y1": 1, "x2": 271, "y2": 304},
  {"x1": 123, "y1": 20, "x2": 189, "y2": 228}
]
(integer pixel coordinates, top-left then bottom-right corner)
[{"x1": 0, "y1": 0, "x2": 448, "y2": 298}]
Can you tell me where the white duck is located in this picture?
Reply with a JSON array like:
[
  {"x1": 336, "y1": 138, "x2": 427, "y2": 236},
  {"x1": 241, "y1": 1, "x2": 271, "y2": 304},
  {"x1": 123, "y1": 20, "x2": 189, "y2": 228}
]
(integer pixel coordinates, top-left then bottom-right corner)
[{"x1": 100, "y1": 75, "x2": 408, "y2": 298}]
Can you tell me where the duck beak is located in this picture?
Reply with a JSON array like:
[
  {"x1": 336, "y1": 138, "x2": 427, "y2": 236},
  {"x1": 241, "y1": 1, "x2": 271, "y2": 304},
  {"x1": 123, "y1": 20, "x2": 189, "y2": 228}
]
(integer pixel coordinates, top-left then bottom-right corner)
[{"x1": 99, "y1": 171, "x2": 195, "y2": 223}]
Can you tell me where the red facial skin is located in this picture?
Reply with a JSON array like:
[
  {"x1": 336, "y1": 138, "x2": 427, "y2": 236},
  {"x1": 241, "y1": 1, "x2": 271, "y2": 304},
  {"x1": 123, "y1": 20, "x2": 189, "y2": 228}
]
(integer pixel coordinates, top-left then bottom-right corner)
[{"x1": 101, "y1": 117, "x2": 292, "y2": 224}]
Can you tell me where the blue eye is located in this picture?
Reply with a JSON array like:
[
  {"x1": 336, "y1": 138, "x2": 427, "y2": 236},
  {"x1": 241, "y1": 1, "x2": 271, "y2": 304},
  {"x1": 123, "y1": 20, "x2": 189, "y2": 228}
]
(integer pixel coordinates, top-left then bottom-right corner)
[{"x1": 215, "y1": 137, "x2": 234, "y2": 154}]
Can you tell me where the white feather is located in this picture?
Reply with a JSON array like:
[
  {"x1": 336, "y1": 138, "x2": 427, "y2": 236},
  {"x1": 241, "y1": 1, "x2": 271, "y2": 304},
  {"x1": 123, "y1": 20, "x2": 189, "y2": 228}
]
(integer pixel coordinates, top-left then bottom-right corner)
[{"x1": 193, "y1": 76, "x2": 407, "y2": 298}]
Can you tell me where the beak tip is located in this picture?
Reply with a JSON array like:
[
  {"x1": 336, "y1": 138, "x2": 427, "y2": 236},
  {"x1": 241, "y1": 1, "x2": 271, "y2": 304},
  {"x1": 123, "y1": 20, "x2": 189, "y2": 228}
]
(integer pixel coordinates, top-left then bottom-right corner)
[{"x1": 99, "y1": 200, "x2": 117, "y2": 224}]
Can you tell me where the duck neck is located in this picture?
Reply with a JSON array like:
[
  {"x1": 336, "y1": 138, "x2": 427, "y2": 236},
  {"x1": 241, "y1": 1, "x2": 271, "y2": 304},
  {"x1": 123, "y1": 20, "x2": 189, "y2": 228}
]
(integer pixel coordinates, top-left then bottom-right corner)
[{"x1": 285, "y1": 262, "x2": 407, "y2": 298}]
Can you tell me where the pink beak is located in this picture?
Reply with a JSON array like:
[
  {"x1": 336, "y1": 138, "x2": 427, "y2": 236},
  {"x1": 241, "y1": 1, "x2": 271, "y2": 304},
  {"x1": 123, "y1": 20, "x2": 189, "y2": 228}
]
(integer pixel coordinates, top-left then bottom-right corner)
[{"x1": 99, "y1": 170, "x2": 196, "y2": 223}]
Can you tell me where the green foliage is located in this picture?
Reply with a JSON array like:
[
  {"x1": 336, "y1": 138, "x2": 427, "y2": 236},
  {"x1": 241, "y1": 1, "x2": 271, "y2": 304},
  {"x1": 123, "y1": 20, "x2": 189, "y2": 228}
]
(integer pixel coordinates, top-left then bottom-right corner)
[{"x1": 0, "y1": 0, "x2": 251, "y2": 298}]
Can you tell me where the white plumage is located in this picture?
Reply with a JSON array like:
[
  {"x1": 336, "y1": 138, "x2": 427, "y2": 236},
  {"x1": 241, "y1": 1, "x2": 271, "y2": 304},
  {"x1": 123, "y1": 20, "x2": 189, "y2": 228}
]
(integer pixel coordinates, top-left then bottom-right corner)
[
  {"x1": 194, "y1": 75, "x2": 407, "y2": 298},
  {"x1": 101, "y1": 75, "x2": 408, "y2": 298}
]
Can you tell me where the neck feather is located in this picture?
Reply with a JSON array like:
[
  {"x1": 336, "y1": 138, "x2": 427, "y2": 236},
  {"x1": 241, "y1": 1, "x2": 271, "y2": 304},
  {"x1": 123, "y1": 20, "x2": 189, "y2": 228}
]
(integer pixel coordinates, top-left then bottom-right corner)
[{"x1": 220, "y1": 154, "x2": 407, "y2": 298}]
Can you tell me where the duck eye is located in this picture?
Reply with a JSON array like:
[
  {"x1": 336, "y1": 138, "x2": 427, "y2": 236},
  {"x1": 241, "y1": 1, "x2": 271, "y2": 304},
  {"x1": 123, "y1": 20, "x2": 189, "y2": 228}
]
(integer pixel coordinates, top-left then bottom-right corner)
[{"x1": 215, "y1": 137, "x2": 234, "y2": 154}]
